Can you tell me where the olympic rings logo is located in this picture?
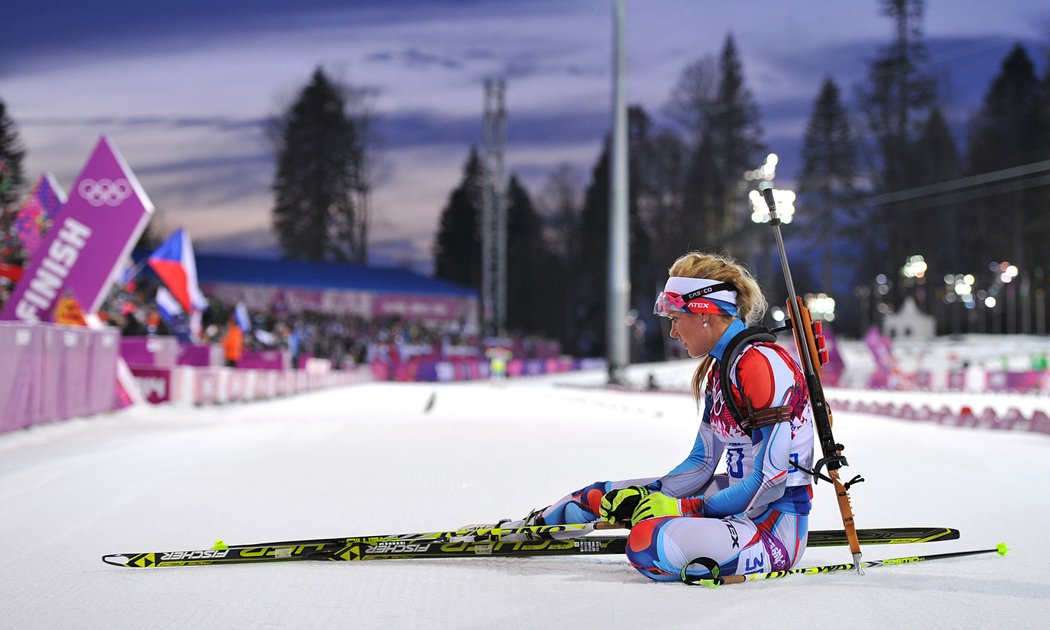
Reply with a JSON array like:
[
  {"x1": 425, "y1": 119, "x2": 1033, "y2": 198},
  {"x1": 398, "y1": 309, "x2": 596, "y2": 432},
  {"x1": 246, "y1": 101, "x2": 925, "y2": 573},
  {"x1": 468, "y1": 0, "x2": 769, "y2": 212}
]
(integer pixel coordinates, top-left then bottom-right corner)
[{"x1": 78, "y1": 178, "x2": 132, "y2": 207}]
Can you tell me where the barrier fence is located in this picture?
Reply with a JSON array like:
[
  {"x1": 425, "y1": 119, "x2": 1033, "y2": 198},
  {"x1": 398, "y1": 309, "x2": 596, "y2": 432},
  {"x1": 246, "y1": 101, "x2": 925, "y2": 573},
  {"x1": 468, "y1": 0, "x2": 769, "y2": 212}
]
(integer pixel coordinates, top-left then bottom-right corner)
[
  {"x1": 5, "y1": 322, "x2": 1049, "y2": 440},
  {"x1": 0, "y1": 322, "x2": 118, "y2": 433},
  {"x1": 827, "y1": 396, "x2": 1050, "y2": 437}
]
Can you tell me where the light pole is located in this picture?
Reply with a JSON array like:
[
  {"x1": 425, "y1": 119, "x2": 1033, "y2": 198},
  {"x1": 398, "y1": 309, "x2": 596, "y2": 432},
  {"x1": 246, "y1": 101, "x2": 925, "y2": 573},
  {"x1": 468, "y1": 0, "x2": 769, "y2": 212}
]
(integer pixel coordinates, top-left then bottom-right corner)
[
  {"x1": 742, "y1": 154, "x2": 779, "y2": 276},
  {"x1": 606, "y1": 0, "x2": 629, "y2": 384},
  {"x1": 747, "y1": 164, "x2": 794, "y2": 309}
]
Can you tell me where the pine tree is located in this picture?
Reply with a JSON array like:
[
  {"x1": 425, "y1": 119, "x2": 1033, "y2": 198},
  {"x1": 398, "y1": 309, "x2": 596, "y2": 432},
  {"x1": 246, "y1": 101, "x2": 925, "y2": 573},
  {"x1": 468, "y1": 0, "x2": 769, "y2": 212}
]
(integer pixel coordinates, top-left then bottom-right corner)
[
  {"x1": 576, "y1": 138, "x2": 612, "y2": 357},
  {"x1": 911, "y1": 107, "x2": 962, "y2": 274},
  {"x1": 271, "y1": 68, "x2": 372, "y2": 262},
  {"x1": 575, "y1": 106, "x2": 660, "y2": 358},
  {"x1": 798, "y1": 77, "x2": 861, "y2": 295},
  {"x1": 664, "y1": 36, "x2": 764, "y2": 258},
  {"x1": 637, "y1": 129, "x2": 691, "y2": 266},
  {"x1": 966, "y1": 44, "x2": 1044, "y2": 276},
  {"x1": 535, "y1": 163, "x2": 584, "y2": 348},
  {"x1": 680, "y1": 133, "x2": 721, "y2": 251},
  {"x1": 432, "y1": 149, "x2": 484, "y2": 288},
  {"x1": 708, "y1": 35, "x2": 765, "y2": 255},
  {"x1": 536, "y1": 163, "x2": 583, "y2": 263},
  {"x1": 505, "y1": 175, "x2": 546, "y2": 334},
  {"x1": 665, "y1": 55, "x2": 717, "y2": 147},
  {"x1": 857, "y1": 0, "x2": 937, "y2": 290},
  {"x1": 0, "y1": 99, "x2": 28, "y2": 264}
]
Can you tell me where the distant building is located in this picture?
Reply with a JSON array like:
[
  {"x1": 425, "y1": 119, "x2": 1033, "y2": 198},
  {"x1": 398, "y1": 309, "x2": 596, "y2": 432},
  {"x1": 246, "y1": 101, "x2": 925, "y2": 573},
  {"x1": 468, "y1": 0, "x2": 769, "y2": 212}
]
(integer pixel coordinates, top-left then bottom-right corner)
[
  {"x1": 882, "y1": 296, "x2": 935, "y2": 340},
  {"x1": 195, "y1": 255, "x2": 477, "y2": 326}
]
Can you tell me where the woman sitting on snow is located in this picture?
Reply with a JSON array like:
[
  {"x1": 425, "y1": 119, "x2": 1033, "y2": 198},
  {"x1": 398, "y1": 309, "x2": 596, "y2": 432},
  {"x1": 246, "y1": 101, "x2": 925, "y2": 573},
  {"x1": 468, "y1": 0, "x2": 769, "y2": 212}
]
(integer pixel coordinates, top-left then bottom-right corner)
[{"x1": 509, "y1": 251, "x2": 815, "y2": 582}]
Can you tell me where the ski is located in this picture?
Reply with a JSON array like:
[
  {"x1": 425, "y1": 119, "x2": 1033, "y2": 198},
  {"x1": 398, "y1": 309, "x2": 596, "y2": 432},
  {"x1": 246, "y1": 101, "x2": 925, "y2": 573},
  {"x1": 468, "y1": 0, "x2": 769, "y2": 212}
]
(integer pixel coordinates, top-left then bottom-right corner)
[
  {"x1": 103, "y1": 536, "x2": 627, "y2": 568},
  {"x1": 819, "y1": 525, "x2": 959, "y2": 545},
  {"x1": 687, "y1": 543, "x2": 1008, "y2": 587},
  {"x1": 217, "y1": 523, "x2": 960, "y2": 551},
  {"x1": 227, "y1": 522, "x2": 608, "y2": 549},
  {"x1": 102, "y1": 525, "x2": 959, "y2": 568}
]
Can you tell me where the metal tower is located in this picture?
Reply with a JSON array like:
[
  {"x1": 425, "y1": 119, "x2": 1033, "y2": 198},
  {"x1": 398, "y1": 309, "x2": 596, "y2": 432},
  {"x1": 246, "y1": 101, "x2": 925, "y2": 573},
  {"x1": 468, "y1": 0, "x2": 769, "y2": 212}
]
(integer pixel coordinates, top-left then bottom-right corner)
[{"x1": 482, "y1": 78, "x2": 507, "y2": 337}]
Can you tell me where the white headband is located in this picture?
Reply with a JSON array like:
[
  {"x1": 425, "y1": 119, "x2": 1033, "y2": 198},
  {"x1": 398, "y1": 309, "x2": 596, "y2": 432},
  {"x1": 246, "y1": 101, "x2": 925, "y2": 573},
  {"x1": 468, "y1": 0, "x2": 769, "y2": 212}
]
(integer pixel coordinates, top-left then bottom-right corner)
[{"x1": 663, "y1": 277, "x2": 738, "y2": 305}]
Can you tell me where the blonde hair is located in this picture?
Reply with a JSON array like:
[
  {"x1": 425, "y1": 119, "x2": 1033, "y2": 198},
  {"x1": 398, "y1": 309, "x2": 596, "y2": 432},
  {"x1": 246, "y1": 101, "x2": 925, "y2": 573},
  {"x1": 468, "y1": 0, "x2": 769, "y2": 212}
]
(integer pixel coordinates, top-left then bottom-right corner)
[{"x1": 667, "y1": 251, "x2": 767, "y2": 404}]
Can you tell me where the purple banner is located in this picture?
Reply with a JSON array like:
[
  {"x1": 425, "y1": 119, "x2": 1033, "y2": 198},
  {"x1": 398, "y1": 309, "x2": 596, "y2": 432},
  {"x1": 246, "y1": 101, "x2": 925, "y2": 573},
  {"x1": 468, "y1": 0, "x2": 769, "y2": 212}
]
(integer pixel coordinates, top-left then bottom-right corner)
[
  {"x1": 120, "y1": 336, "x2": 179, "y2": 368},
  {"x1": 864, "y1": 325, "x2": 896, "y2": 388},
  {"x1": 1, "y1": 136, "x2": 154, "y2": 323},
  {"x1": 130, "y1": 367, "x2": 174, "y2": 404},
  {"x1": 239, "y1": 349, "x2": 290, "y2": 371},
  {"x1": 177, "y1": 343, "x2": 223, "y2": 367},
  {"x1": 863, "y1": 325, "x2": 894, "y2": 371}
]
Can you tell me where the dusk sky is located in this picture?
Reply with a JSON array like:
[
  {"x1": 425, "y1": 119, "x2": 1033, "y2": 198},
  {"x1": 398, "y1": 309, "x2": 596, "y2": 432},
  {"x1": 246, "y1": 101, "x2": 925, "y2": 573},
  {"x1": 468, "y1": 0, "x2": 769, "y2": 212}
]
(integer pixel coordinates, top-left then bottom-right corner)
[{"x1": 3, "y1": 0, "x2": 1048, "y2": 273}]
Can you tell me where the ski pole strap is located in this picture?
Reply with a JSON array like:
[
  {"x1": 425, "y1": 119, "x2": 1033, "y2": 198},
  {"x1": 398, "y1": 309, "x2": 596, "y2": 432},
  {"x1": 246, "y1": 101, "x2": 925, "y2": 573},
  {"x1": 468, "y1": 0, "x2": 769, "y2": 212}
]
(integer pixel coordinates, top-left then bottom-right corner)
[
  {"x1": 791, "y1": 456, "x2": 863, "y2": 489},
  {"x1": 680, "y1": 556, "x2": 722, "y2": 586}
]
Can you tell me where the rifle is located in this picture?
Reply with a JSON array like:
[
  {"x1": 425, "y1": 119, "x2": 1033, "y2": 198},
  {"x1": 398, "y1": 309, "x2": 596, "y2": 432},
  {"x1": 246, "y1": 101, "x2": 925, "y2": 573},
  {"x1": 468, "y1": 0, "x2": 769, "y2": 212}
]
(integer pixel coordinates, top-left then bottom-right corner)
[{"x1": 759, "y1": 184, "x2": 865, "y2": 572}]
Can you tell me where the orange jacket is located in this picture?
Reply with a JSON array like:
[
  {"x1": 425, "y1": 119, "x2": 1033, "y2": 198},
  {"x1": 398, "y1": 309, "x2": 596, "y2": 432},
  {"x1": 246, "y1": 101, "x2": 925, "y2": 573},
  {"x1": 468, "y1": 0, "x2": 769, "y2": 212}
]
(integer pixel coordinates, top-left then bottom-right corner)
[{"x1": 223, "y1": 324, "x2": 244, "y2": 362}]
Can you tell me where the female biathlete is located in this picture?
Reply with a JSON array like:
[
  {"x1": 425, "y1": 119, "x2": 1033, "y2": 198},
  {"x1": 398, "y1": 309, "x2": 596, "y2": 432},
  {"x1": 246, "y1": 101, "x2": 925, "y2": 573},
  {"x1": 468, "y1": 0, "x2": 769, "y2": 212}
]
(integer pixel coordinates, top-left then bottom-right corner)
[{"x1": 509, "y1": 251, "x2": 815, "y2": 582}]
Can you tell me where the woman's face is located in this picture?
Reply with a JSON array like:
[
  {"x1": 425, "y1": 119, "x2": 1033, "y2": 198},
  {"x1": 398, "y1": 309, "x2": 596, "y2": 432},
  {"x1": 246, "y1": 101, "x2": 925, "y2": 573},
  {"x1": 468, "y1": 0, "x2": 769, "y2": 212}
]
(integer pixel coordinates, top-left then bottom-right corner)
[{"x1": 667, "y1": 311, "x2": 716, "y2": 358}]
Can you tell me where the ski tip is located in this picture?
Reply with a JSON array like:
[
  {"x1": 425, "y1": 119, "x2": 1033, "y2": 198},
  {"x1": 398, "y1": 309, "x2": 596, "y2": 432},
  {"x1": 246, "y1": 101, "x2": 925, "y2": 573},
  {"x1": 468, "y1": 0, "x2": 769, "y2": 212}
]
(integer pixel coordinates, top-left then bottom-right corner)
[
  {"x1": 996, "y1": 542, "x2": 1009, "y2": 556},
  {"x1": 213, "y1": 539, "x2": 228, "y2": 551},
  {"x1": 102, "y1": 554, "x2": 130, "y2": 567}
]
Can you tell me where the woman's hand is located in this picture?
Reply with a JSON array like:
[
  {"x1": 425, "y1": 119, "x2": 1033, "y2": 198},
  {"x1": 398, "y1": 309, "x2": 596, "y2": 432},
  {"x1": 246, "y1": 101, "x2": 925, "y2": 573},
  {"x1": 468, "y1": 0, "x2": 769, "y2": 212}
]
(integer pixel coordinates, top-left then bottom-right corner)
[{"x1": 598, "y1": 486, "x2": 649, "y2": 524}]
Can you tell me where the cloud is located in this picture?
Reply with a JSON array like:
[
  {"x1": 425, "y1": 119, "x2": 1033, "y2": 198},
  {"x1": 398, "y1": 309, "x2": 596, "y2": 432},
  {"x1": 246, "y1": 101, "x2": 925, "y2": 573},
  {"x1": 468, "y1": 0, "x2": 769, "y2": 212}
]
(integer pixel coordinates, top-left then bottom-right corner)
[
  {"x1": 193, "y1": 226, "x2": 281, "y2": 256},
  {"x1": 377, "y1": 108, "x2": 609, "y2": 150},
  {"x1": 365, "y1": 48, "x2": 463, "y2": 70},
  {"x1": 5, "y1": 0, "x2": 1049, "y2": 275},
  {"x1": 19, "y1": 115, "x2": 268, "y2": 133}
]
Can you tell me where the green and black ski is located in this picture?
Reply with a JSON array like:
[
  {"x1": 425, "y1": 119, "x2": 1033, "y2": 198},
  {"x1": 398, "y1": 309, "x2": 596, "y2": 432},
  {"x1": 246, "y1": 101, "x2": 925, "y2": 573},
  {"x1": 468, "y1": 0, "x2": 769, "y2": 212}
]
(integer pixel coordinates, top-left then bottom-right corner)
[{"x1": 103, "y1": 525, "x2": 960, "y2": 568}]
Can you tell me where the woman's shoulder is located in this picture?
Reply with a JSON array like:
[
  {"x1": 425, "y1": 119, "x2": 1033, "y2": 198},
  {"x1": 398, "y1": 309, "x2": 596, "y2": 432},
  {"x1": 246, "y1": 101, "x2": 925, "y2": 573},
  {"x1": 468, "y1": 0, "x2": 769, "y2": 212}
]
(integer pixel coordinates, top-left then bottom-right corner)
[{"x1": 732, "y1": 342, "x2": 802, "y2": 406}]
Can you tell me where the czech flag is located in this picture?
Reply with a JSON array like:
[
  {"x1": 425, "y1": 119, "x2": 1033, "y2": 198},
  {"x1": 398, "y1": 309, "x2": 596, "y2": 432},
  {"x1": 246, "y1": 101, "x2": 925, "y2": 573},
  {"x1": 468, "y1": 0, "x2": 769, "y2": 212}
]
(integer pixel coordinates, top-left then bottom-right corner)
[{"x1": 148, "y1": 228, "x2": 208, "y2": 313}]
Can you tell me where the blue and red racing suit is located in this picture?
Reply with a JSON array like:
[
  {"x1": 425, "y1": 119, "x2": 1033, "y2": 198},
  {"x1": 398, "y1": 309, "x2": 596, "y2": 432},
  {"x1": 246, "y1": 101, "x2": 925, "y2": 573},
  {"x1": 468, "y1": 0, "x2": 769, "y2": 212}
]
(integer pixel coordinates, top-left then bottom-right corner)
[{"x1": 536, "y1": 319, "x2": 815, "y2": 581}]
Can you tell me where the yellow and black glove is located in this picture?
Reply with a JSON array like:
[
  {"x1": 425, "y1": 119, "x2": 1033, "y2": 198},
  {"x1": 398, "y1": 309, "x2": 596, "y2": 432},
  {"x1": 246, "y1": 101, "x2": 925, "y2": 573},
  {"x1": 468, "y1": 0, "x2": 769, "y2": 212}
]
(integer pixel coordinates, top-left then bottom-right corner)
[
  {"x1": 630, "y1": 492, "x2": 685, "y2": 527},
  {"x1": 598, "y1": 485, "x2": 649, "y2": 524}
]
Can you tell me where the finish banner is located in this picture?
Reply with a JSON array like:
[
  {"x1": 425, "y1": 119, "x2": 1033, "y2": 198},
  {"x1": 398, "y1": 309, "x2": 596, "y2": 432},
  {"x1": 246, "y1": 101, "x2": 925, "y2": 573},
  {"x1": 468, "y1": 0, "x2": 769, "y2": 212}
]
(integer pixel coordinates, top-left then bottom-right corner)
[{"x1": 1, "y1": 136, "x2": 154, "y2": 323}]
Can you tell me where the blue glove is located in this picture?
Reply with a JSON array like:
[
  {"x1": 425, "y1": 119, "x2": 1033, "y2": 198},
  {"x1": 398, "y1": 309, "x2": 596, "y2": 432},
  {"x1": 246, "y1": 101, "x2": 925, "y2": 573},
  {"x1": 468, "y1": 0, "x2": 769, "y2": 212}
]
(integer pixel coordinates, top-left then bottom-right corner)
[{"x1": 598, "y1": 486, "x2": 649, "y2": 524}]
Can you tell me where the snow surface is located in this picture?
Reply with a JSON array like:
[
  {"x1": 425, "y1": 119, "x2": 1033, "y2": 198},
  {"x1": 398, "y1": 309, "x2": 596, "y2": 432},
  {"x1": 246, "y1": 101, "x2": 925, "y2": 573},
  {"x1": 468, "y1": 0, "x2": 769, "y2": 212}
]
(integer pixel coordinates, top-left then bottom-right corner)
[{"x1": 2, "y1": 362, "x2": 1049, "y2": 629}]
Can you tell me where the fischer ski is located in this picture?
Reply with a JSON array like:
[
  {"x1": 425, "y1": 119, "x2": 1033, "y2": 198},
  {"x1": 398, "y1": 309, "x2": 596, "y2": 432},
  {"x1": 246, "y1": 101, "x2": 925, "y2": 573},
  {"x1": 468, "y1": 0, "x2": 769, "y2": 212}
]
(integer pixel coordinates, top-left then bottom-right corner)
[
  {"x1": 225, "y1": 522, "x2": 609, "y2": 549},
  {"x1": 102, "y1": 525, "x2": 960, "y2": 568},
  {"x1": 103, "y1": 536, "x2": 626, "y2": 568},
  {"x1": 211, "y1": 523, "x2": 961, "y2": 551},
  {"x1": 685, "y1": 543, "x2": 1008, "y2": 587}
]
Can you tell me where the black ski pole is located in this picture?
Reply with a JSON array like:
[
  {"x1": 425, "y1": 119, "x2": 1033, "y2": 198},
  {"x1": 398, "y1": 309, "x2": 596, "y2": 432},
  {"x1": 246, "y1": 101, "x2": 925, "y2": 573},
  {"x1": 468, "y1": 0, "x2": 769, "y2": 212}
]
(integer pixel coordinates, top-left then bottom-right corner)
[{"x1": 687, "y1": 543, "x2": 1008, "y2": 586}]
